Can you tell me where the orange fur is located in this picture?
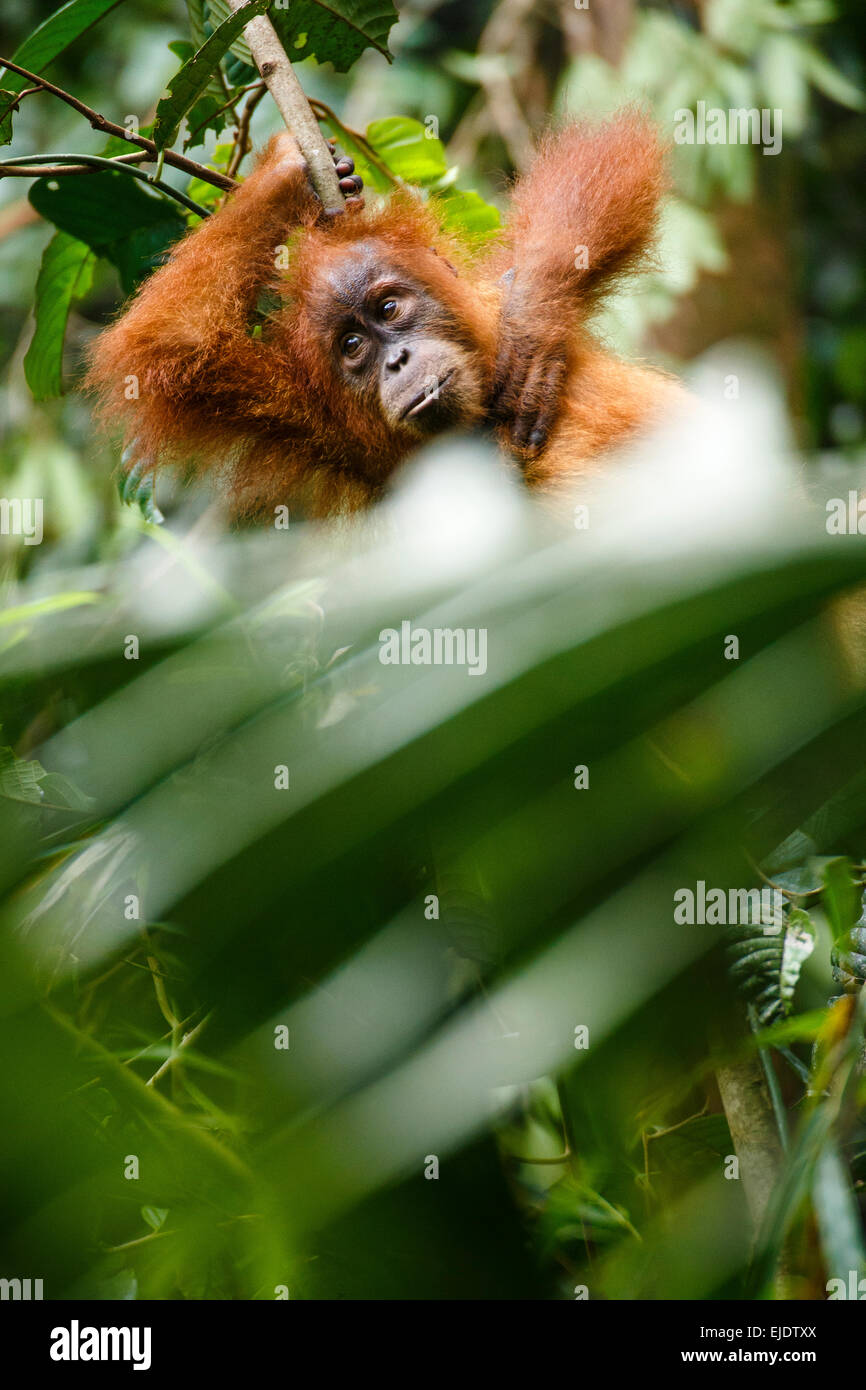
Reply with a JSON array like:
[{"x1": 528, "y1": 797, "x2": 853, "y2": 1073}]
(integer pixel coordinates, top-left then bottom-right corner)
[{"x1": 85, "y1": 112, "x2": 679, "y2": 518}]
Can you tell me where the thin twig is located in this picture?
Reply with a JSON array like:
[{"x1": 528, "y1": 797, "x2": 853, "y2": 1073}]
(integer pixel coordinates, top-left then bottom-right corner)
[
  {"x1": 144, "y1": 943, "x2": 180, "y2": 1032},
  {"x1": 0, "y1": 149, "x2": 148, "y2": 176},
  {"x1": 508, "y1": 1149, "x2": 572, "y2": 1165},
  {"x1": 0, "y1": 55, "x2": 238, "y2": 192},
  {"x1": 146, "y1": 1012, "x2": 212, "y2": 1088},
  {"x1": 103, "y1": 1229, "x2": 173, "y2": 1253},
  {"x1": 0, "y1": 164, "x2": 106, "y2": 176},
  {"x1": 186, "y1": 79, "x2": 264, "y2": 145},
  {"x1": 0, "y1": 151, "x2": 211, "y2": 216},
  {"x1": 226, "y1": 82, "x2": 268, "y2": 180}
]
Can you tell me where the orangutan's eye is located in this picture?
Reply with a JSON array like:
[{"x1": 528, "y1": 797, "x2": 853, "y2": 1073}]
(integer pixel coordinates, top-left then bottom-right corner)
[{"x1": 341, "y1": 332, "x2": 365, "y2": 358}]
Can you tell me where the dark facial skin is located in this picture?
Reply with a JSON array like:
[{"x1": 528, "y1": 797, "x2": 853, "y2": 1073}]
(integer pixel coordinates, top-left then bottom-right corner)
[{"x1": 313, "y1": 243, "x2": 485, "y2": 436}]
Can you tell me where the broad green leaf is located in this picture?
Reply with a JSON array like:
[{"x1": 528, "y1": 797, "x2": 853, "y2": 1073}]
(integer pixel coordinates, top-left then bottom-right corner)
[
  {"x1": 29, "y1": 172, "x2": 184, "y2": 248},
  {"x1": 312, "y1": 119, "x2": 388, "y2": 194},
  {"x1": 29, "y1": 172, "x2": 185, "y2": 293},
  {"x1": 107, "y1": 220, "x2": 187, "y2": 293},
  {"x1": 1, "y1": 0, "x2": 127, "y2": 120},
  {"x1": 169, "y1": 37, "x2": 230, "y2": 150},
  {"x1": 152, "y1": 0, "x2": 271, "y2": 151},
  {"x1": 366, "y1": 116, "x2": 450, "y2": 187},
  {"x1": 269, "y1": 0, "x2": 398, "y2": 73},
  {"x1": 205, "y1": 0, "x2": 255, "y2": 65},
  {"x1": 24, "y1": 232, "x2": 96, "y2": 401}
]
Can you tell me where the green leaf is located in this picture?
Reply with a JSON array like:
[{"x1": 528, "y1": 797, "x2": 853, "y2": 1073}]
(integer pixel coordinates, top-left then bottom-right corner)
[
  {"x1": 29, "y1": 172, "x2": 185, "y2": 293},
  {"x1": 366, "y1": 116, "x2": 450, "y2": 187},
  {"x1": 801, "y1": 44, "x2": 866, "y2": 112},
  {"x1": 29, "y1": 172, "x2": 183, "y2": 247},
  {"x1": 119, "y1": 454, "x2": 165, "y2": 525},
  {"x1": 780, "y1": 907, "x2": 816, "y2": 1003},
  {"x1": 24, "y1": 232, "x2": 96, "y2": 401},
  {"x1": 152, "y1": 0, "x2": 271, "y2": 151},
  {"x1": 725, "y1": 905, "x2": 814, "y2": 1025},
  {"x1": 184, "y1": 92, "x2": 231, "y2": 151},
  {"x1": 1, "y1": 0, "x2": 127, "y2": 121},
  {"x1": 813, "y1": 1144, "x2": 866, "y2": 1280},
  {"x1": 269, "y1": 0, "x2": 398, "y2": 73},
  {"x1": 436, "y1": 188, "x2": 501, "y2": 244},
  {"x1": 169, "y1": 37, "x2": 229, "y2": 150},
  {"x1": 169, "y1": 39, "x2": 196, "y2": 63},
  {"x1": 0, "y1": 89, "x2": 17, "y2": 145},
  {"x1": 223, "y1": 50, "x2": 257, "y2": 85},
  {"x1": 141, "y1": 1205, "x2": 169, "y2": 1232},
  {"x1": 205, "y1": 0, "x2": 255, "y2": 66},
  {"x1": 186, "y1": 0, "x2": 209, "y2": 50},
  {"x1": 39, "y1": 772, "x2": 94, "y2": 812},
  {"x1": 0, "y1": 745, "x2": 46, "y2": 805},
  {"x1": 821, "y1": 857, "x2": 860, "y2": 941},
  {"x1": 0, "y1": 592, "x2": 101, "y2": 628},
  {"x1": 107, "y1": 221, "x2": 187, "y2": 293}
]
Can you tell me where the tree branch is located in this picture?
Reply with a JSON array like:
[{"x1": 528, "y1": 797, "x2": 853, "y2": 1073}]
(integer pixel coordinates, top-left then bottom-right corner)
[
  {"x1": 0, "y1": 150, "x2": 147, "y2": 176},
  {"x1": 0, "y1": 55, "x2": 238, "y2": 193},
  {"x1": 0, "y1": 152, "x2": 211, "y2": 217},
  {"x1": 225, "y1": 1, "x2": 344, "y2": 213}
]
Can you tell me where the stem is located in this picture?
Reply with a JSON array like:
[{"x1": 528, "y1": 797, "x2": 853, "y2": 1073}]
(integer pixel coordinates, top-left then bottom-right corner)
[
  {"x1": 748, "y1": 1003, "x2": 789, "y2": 1150},
  {"x1": 0, "y1": 149, "x2": 148, "y2": 174},
  {"x1": 0, "y1": 55, "x2": 237, "y2": 193},
  {"x1": 225, "y1": 0, "x2": 344, "y2": 213},
  {"x1": 146, "y1": 1012, "x2": 211, "y2": 1088},
  {"x1": 186, "y1": 79, "x2": 264, "y2": 145},
  {"x1": 712, "y1": 1003, "x2": 785, "y2": 1235},
  {"x1": 0, "y1": 152, "x2": 211, "y2": 217},
  {"x1": 225, "y1": 82, "x2": 267, "y2": 181}
]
